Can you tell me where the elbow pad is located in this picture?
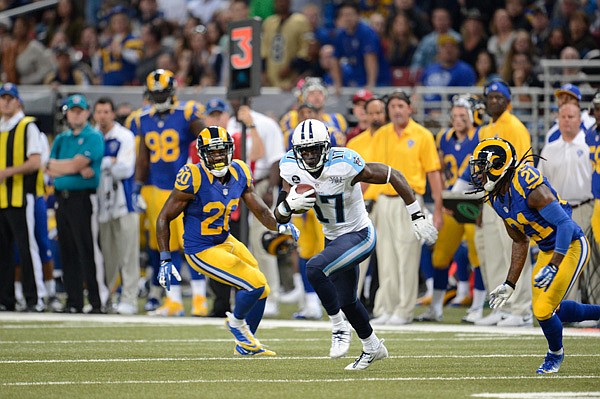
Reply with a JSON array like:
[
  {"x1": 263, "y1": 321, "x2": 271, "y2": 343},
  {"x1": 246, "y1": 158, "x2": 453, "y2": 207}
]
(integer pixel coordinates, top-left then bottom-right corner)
[{"x1": 538, "y1": 200, "x2": 575, "y2": 255}]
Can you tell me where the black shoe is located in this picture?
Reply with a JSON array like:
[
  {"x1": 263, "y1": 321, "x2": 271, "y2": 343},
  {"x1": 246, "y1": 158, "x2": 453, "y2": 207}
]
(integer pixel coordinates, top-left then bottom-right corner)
[{"x1": 86, "y1": 307, "x2": 106, "y2": 314}]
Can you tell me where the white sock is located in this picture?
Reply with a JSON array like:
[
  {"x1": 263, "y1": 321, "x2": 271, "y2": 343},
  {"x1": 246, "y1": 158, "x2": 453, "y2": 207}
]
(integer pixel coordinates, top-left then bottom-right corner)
[
  {"x1": 44, "y1": 279, "x2": 56, "y2": 297},
  {"x1": 166, "y1": 285, "x2": 183, "y2": 303},
  {"x1": 190, "y1": 279, "x2": 206, "y2": 297},
  {"x1": 228, "y1": 312, "x2": 245, "y2": 327},
  {"x1": 329, "y1": 311, "x2": 345, "y2": 326},
  {"x1": 549, "y1": 347, "x2": 564, "y2": 356},
  {"x1": 432, "y1": 289, "x2": 445, "y2": 315},
  {"x1": 472, "y1": 289, "x2": 487, "y2": 311},
  {"x1": 456, "y1": 281, "x2": 470, "y2": 299},
  {"x1": 360, "y1": 332, "x2": 380, "y2": 353},
  {"x1": 292, "y1": 273, "x2": 303, "y2": 290},
  {"x1": 306, "y1": 292, "x2": 320, "y2": 308},
  {"x1": 14, "y1": 282, "x2": 24, "y2": 303},
  {"x1": 425, "y1": 277, "x2": 433, "y2": 297}
]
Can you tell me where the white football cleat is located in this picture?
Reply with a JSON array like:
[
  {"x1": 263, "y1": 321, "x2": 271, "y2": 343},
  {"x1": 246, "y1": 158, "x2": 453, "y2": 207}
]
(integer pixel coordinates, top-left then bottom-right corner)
[
  {"x1": 345, "y1": 339, "x2": 388, "y2": 370},
  {"x1": 330, "y1": 321, "x2": 352, "y2": 358}
]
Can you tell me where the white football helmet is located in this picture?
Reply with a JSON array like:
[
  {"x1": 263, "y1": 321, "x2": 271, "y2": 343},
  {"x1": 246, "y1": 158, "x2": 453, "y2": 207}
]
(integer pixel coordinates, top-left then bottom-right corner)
[{"x1": 291, "y1": 119, "x2": 331, "y2": 172}]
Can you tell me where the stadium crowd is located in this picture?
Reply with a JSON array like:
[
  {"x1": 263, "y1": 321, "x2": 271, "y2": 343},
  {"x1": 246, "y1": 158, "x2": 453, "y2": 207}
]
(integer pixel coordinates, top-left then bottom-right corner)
[{"x1": 0, "y1": 0, "x2": 599, "y2": 340}]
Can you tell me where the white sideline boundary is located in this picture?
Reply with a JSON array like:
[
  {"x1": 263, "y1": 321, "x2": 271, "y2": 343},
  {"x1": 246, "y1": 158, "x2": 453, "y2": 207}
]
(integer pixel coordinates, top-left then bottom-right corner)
[{"x1": 1, "y1": 312, "x2": 599, "y2": 337}]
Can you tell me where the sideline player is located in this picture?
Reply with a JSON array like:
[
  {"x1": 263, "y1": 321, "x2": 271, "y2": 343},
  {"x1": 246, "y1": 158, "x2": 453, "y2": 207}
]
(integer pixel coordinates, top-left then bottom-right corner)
[
  {"x1": 156, "y1": 126, "x2": 298, "y2": 356},
  {"x1": 469, "y1": 137, "x2": 600, "y2": 374},
  {"x1": 275, "y1": 119, "x2": 437, "y2": 370}
]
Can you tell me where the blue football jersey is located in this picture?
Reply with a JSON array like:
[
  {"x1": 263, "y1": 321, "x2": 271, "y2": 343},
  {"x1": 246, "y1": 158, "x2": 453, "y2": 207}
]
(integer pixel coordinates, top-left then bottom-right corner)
[
  {"x1": 586, "y1": 126, "x2": 600, "y2": 199},
  {"x1": 490, "y1": 164, "x2": 584, "y2": 252},
  {"x1": 437, "y1": 127, "x2": 480, "y2": 189},
  {"x1": 135, "y1": 101, "x2": 203, "y2": 190},
  {"x1": 175, "y1": 159, "x2": 252, "y2": 254}
]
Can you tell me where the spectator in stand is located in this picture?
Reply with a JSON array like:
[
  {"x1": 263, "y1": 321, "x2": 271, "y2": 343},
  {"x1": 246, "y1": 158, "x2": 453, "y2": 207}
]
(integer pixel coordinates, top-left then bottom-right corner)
[
  {"x1": 368, "y1": 12, "x2": 386, "y2": 39},
  {"x1": 98, "y1": 6, "x2": 143, "y2": 86},
  {"x1": 44, "y1": 44, "x2": 90, "y2": 86},
  {"x1": 487, "y1": 8, "x2": 516, "y2": 71},
  {"x1": 261, "y1": 0, "x2": 311, "y2": 90},
  {"x1": 527, "y1": 2, "x2": 551, "y2": 58},
  {"x1": 2, "y1": 16, "x2": 53, "y2": 84},
  {"x1": 383, "y1": 12, "x2": 418, "y2": 68},
  {"x1": 500, "y1": 30, "x2": 539, "y2": 82},
  {"x1": 135, "y1": 22, "x2": 170, "y2": 85},
  {"x1": 331, "y1": 1, "x2": 391, "y2": 91},
  {"x1": 474, "y1": 49, "x2": 500, "y2": 86},
  {"x1": 187, "y1": 0, "x2": 228, "y2": 23},
  {"x1": 568, "y1": 11, "x2": 598, "y2": 58},
  {"x1": 556, "y1": 46, "x2": 592, "y2": 89},
  {"x1": 459, "y1": 8, "x2": 488, "y2": 69},
  {"x1": 551, "y1": 0, "x2": 581, "y2": 31},
  {"x1": 346, "y1": 89, "x2": 373, "y2": 143},
  {"x1": 75, "y1": 25, "x2": 100, "y2": 71},
  {"x1": 93, "y1": 97, "x2": 140, "y2": 315},
  {"x1": 543, "y1": 27, "x2": 568, "y2": 59},
  {"x1": 388, "y1": 0, "x2": 432, "y2": 40},
  {"x1": 317, "y1": 44, "x2": 340, "y2": 86},
  {"x1": 205, "y1": 20, "x2": 225, "y2": 85},
  {"x1": 411, "y1": 7, "x2": 460, "y2": 76},
  {"x1": 420, "y1": 34, "x2": 476, "y2": 112},
  {"x1": 505, "y1": 0, "x2": 530, "y2": 30},
  {"x1": 46, "y1": 0, "x2": 85, "y2": 47},
  {"x1": 289, "y1": 33, "x2": 329, "y2": 89},
  {"x1": 134, "y1": 0, "x2": 165, "y2": 29}
]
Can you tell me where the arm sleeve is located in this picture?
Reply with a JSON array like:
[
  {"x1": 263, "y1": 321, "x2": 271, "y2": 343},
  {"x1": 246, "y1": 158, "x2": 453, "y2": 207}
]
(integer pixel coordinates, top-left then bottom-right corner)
[{"x1": 538, "y1": 200, "x2": 576, "y2": 255}]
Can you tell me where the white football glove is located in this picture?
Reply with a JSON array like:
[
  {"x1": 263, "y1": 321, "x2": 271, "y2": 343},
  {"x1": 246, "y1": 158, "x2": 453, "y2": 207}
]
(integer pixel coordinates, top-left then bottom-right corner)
[
  {"x1": 285, "y1": 185, "x2": 317, "y2": 212},
  {"x1": 534, "y1": 264, "x2": 558, "y2": 292},
  {"x1": 489, "y1": 283, "x2": 514, "y2": 309},
  {"x1": 158, "y1": 260, "x2": 182, "y2": 291},
  {"x1": 410, "y1": 211, "x2": 438, "y2": 246},
  {"x1": 278, "y1": 222, "x2": 300, "y2": 241}
]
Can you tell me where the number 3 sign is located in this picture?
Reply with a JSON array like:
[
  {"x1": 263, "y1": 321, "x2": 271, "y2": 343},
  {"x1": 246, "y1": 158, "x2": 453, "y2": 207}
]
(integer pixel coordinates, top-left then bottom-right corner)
[{"x1": 228, "y1": 19, "x2": 262, "y2": 99}]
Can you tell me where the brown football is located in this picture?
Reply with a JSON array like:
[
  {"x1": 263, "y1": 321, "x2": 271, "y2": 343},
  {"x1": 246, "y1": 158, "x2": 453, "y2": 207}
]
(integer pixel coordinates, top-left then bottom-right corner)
[{"x1": 292, "y1": 183, "x2": 316, "y2": 214}]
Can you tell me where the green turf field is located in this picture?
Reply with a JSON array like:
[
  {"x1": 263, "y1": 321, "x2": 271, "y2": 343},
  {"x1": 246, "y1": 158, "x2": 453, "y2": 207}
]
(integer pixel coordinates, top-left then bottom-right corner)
[{"x1": 1, "y1": 307, "x2": 599, "y2": 399}]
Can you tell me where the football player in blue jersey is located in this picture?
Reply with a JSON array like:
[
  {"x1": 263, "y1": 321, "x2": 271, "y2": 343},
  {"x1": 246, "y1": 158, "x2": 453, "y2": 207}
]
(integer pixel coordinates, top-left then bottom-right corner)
[
  {"x1": 469, "y1": 137, "x2": 600, "y2": 374},
  {"x1": 132, "y1": 69, "x2": 208, "y2": 316},
  {"x1": 156, "y1": 126, "x2": 298, "y2": 356},
  {"x1": 275, "y1": 119, "x2": 438, "y2": 370}
]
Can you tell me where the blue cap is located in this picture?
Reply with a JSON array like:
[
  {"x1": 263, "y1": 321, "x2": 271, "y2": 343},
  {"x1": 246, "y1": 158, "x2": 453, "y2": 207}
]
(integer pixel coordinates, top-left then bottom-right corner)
[
  {"x1": 104, "y1": 5, "x2": 130, "y2": 21},
  {"x1": 64, "y1": 94, "x2": 89, "y2": 110},
  {"x1": 205, "y1": 98, "x2": 227, "y2": 115},
  {"x1": 555, "y1": 83, "x2": 581, "y2": 101},
  {"x1": 0, "y1": 83, "x2": 20, "y2": 100},
  {"x1": 484, "y1": 80, "x2": 511, "y2": 100}
]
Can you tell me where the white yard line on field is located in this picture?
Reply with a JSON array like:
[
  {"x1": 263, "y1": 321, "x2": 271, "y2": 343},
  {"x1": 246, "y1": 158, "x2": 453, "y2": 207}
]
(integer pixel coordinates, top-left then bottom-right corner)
[
  {"x1": 0, "y1": 312, "x2": 598, "y2": 337},
  {"x1": 1, "y1": 353, "x2": 599, "y2": 364},
  {"x1": 472, "y1": 393, "x2": 600, "y2": 398},
  {"x1": 2, "y1": 376, "x2": 599, "y2": 387}
]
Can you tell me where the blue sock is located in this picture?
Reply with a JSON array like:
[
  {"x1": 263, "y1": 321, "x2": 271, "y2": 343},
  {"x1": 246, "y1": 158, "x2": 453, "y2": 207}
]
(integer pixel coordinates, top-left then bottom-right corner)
[
  {"x1": 556, "y1": 300, "x2": 600, "y2": 323},
  {"x1": 420, "y1": 244, "x2": 433, "y2": 280},
  {"x1": 170, "y1": 251, "x2": 182, "y2": 286},
  {"x1": 246, "y1": 297, "x2": 266, "y2": 334},
  {"x1": 454, "y1": 243, "x2": 470, "y2": 282},
  {"x1": 538, "y1": 314, "x2": 563, "y2": 352},
  {"x1": 433, "y1": 267, "x2": 449, "y2": 290},
  {"x1": 233, "y1": 287, "x2": 265, "y2": 320},
  {"x1": 474, "y1": 267, "x2": 485, "y2": 290},
  {"x1": 299, "y1": 257, "x2": 316, "y2": 293}
]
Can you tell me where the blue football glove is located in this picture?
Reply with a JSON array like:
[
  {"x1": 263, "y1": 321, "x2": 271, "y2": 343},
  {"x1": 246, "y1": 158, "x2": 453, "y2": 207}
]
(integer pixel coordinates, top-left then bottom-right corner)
[
  {"x1": 534, "y1": 263, "x2": 559, "y2": 292},
  {"x1": 278, "y1": 222, "x2": 300, "y2": 241},
  {"x1": 158, "y1": 260, "x2": 181, "y2": 291},
  {"x1": 132, "y1": 182, "x2": 146, "y2": 213}
]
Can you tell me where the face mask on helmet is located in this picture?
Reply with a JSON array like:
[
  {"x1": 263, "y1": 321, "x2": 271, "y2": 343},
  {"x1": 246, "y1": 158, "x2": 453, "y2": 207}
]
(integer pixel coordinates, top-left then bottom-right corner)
[
  {"x1": 291, "y1": 119, "x2": 331, "y2": 172},
  {"x1": 146, "y1": 69, "x2": 176, "y2": 113},
  {"x1": 197, "y1": 126, "x2": 234, "y2": 177},
  {"x1": 469, "y1": 138, "x2": 517, "y2": 192}
]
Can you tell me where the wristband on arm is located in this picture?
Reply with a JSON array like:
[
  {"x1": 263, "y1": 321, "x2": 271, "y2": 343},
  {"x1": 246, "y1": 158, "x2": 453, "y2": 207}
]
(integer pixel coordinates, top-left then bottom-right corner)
[{"x1": 159, "y1": 251, "x2": 171, "y2": 262}]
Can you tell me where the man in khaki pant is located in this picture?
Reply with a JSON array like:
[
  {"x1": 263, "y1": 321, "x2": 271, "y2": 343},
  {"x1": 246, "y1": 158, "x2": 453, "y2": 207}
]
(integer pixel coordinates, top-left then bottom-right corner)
[{"x1": 366, "y1": 90, "x2": 443, "y2": 325}]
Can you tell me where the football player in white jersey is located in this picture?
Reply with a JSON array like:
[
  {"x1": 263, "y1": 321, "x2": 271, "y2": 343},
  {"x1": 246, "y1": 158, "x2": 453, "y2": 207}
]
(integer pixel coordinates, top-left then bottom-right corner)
[{"x1": 275, "y1": 119, "x2": 438, "y2": 370}]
